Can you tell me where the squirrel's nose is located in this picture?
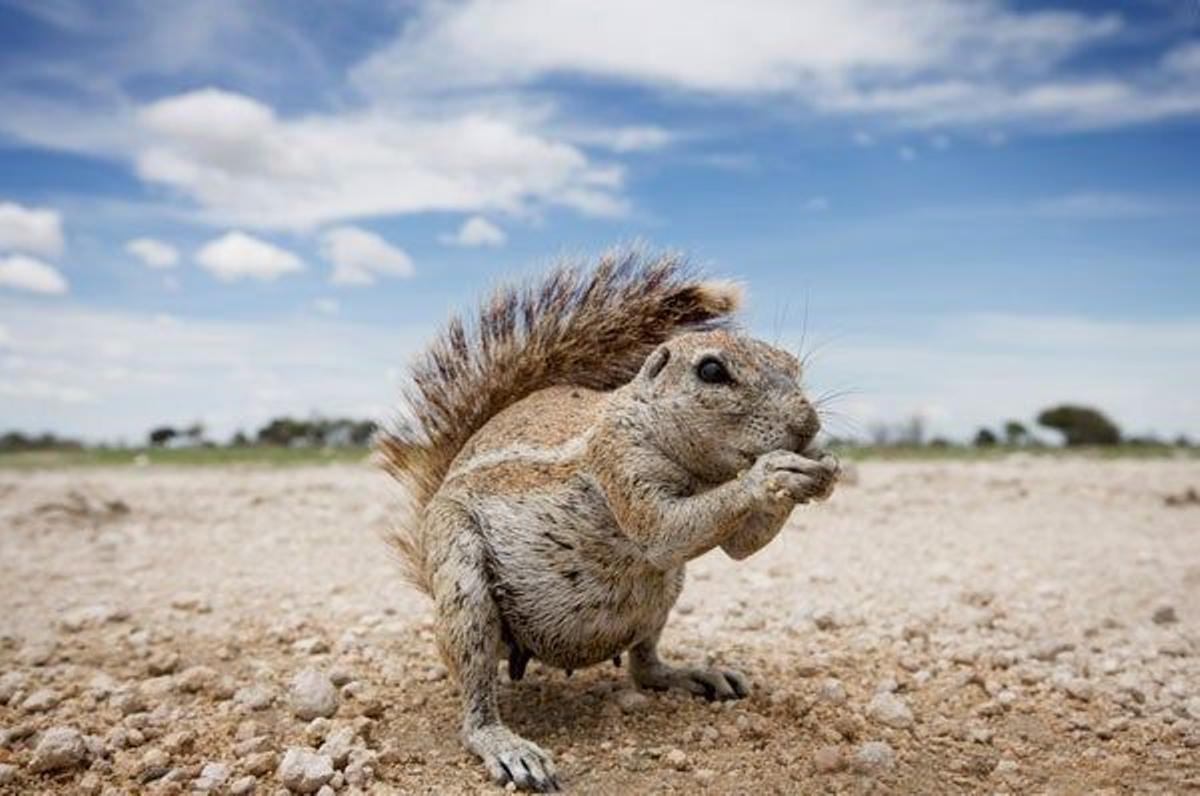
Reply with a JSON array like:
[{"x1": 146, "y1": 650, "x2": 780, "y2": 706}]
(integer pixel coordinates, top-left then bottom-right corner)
[{"x1": 787, "y1": 399, "x2": 821, "y2": 452}]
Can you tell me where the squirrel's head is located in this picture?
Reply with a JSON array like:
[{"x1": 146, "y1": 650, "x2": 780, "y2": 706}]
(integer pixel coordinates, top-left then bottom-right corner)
[{"x1": 632, "y1": 330, "x2": 820, "y2": 484}]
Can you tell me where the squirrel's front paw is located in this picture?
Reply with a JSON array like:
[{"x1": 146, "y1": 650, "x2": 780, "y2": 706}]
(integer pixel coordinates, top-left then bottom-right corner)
[
  {"x1": 465, "y1": 724, "x2": 560, "y2": 792},
  {"x1": 748, "y1": 450, "x2": 840, "y2": 505},
  {"x1": 633, "y1": 663, "x2": 750, "y2": 701}
]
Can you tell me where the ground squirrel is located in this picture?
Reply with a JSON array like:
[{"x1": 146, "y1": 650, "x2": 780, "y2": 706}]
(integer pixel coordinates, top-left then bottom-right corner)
[{"x1": 381, "y1": 249, "x2": 839, "y2": 792}]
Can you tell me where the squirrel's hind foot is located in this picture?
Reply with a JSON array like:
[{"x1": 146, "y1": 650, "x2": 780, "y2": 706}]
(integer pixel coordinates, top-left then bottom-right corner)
[
  {"x1": 633, "y1": 664, "x2": 750, "y2": 701},
  {"x1": 465, "y1": 724, "x2": 560, "y2": 792}
]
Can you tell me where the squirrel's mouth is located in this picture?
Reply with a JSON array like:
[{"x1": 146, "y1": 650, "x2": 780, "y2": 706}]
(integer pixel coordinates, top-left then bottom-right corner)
[{"x1": 788, "y1": 413, "x2": 821, "y2": 454}]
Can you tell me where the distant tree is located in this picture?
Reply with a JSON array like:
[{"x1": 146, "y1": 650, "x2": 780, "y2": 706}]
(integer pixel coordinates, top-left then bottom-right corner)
[
  {"x1": 148, "y1": 426, "x2": 177, "y2": 447},
  {"x1": 973, "y1": 428, "x2": 998, "y2": 447},
  {"x1": 1003, "y1": 420, "x2": 1028, "y2": 446},
  {"x1": 929, "y1": 437, "x2": 952, "y2": 449},
  {"x1": 1036, "y1": 405, "x2": 1121, "y2": 446},
  {"x1": 349, "y1": 420, "x2": 377, "y2": 446},
  {"x1": 868, "y1": 422, "x2": 892, "y2": 447},
  {"x1": 230, "y1": 430, "x2": 250, "y2": 447},
  {"x1": 256, "y1": 417, "x2": 307, "y2": 446},
  {"x1": 898, "y1": 415, "x2": 926, "y2": 447},
  {"x1": 1174, "y1": 435, "x2": 1193, "y2": 449},
  {"x1": 0, "y1": 431, "x2": 83, "y2": 451},
  {"x1": 183, "y1": 423, "x2": 205, "y2": 446}
]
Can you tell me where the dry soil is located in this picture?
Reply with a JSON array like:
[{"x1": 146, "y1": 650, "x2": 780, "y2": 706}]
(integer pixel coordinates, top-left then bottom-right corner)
[{"x1": 1, "y1": 456, "x2": 1198, "y2": 794}]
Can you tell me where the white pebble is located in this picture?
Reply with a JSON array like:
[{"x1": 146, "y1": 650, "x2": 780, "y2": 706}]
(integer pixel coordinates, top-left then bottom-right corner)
[
  {"x1": 290, "y1": 669, "x2": 339, "y2": 720},
  {"x1": 277, "y1": 747, "x2": 334, "y2": 794},
  {"x1": 29, "y1": 726, "x2": 88, "y2": 773},
  {"x1": 866, "y1": 692, "x2": 914, "y2": 729}
]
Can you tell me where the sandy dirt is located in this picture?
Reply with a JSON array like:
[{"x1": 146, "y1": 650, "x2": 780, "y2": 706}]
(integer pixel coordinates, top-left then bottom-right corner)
[{"x1": 1, "y1": 457, "x2": 1198, "y2": 794}]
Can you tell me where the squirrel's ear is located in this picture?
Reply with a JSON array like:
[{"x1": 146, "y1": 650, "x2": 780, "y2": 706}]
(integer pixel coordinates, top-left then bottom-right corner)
[{"x1": 641, "y1": 345, "x2": 671, "y2": 381}]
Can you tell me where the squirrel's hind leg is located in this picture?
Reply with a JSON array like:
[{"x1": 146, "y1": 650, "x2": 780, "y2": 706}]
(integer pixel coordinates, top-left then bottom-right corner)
[
  {"x1": 427, "y1": 504, "x2": 560, "y2": 793},
  {"x1": 629, "y1": 626, "x2": 750, "y2": 702}
]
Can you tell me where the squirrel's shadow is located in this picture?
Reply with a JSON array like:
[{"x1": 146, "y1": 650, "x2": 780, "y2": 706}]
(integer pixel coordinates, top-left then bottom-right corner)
[{"x1": 497, "y1": 661, "x2": 636, "y2": 740}]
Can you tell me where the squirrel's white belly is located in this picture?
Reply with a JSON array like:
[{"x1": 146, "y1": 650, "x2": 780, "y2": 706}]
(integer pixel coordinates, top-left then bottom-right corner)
[{"x1": 474, "y1": 479, "x2": 684, "y2": 670}]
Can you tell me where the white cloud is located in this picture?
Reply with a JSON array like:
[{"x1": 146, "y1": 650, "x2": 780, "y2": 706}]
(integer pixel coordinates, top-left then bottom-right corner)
[
  {"x1": 125, "y1": 236, "x2": 180, "y2": 268},
  {"x1": 0, "y1": 378, "x2": 94, "y2": 404},
  {"x1": 851, "y1": 131, "x2": 875, "y2": 147},
  {"x1": 898, "y1": 146, "x2": 917, "y2": 161},
  {"x1": 439, "y1": 216, "x2": 507, "y2": 248},
  {"x1": 321, "y1": 225, "x2": 415, "y2": 286},
  {"x1": 566, "y1": 125, "x2": 674, "y2": 153},
  {"x1": 195, "y1": 231, "x2": 304, "y2": 282},
  {"x1": 354, "y1": 0, "x2": 1200, "y2": 133},
  {"x1": 801, "y1": 197, "x2": 829, "y2": 213},
  {"x1": 0, "y1": 201, "x2": 65, "y2": 257},
  {"x1": 1163, "y1": 42, "x2": 1200, "y2": 75},
  {"x1": 1031, "y1": 192, "x2": 1161, "y2": 219},
  {"x1": 357, "y1": 1, "x2": 1117, "y2": 96},
  {"x1": 0, "y1": 322, "x2": 10, "y2": 347},
  {"x1": 0, "y1": 254, "x2": 69, "y2": 294},
  {"x1": 135, "y1": 88, "x2": 626, "y2": 230},
  {"x1": 312, "y1": 298, "x2": 340, "y2": 316}
]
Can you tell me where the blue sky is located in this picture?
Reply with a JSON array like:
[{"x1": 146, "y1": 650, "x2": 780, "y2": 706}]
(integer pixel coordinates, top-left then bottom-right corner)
[{"x1": 0, "y1": 0, "x2": 1198, "y2": 442}]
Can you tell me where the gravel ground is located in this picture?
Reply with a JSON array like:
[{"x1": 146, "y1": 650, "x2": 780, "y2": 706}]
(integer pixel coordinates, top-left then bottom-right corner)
[{"x1": 1, "y1": 457, "x2": 1198, "y2": 794}]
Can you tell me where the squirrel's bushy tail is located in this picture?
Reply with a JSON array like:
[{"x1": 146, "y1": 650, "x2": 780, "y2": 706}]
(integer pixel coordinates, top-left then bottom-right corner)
[{"x1": 379, "y1": 247, "x2": 742, "y2": 595}]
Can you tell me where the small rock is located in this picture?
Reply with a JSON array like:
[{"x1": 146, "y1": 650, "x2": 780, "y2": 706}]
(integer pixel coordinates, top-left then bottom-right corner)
[
  {"x1": 29, "y1": 726, "x2": 88, "y2": 773},
  {"x1": 664, "y1": 748, "x2": 689, "y2": 771},
  {"x1": 234, "y1": 736, "x2": 271, "y2": 756},
  {"x1": 0, "y1": 764, "x2": 16, "y2": 785},
  {"x1": 1, "y1": 724, "x2": 35, "y2": 747},
  {"x1": 242, "y1": 751, "x2": 277, "y2": 776},
  {"x1": 866, "y1": 692, "x2": 914, "y2": 729},
  {"x1": 170, "y1": 594, "x2": 212, "y2": 613},
  {"x1": 290, "y1": 669, "x2": 339, "y2": 720},
  {"x1": 278, "y1": 747, "x2": 334, "y2": 794},
  {"x1": 147, "y1": 650, "x2": 181, "y2": 676},
  {"x1": 58, "y1": 604, "x2": 127, "y2": 632},
  {"x1": 0, "y1": 671, "x2": 26, "y2": 703},
  {"x1": 693, "y1": 767, "x2": 717, "y2": 785},
  {"x1": 819, "y1": 678, "x2": 846, "y2": 704},
  {"x1": 994, "y1": 759, "x2": 1019, "y2": 778},
  {"x1": 616, "y1": 690, "x2": 650, "y2": 714},
  {"x1": 813, "y1": 745, "x2": 846, "y2": 773},
  {"x1": 1032, "y1": 640, "x2": 1074, "y2": 662},
  {"x1": 318, "y1": 727, "x2": 356, "y2": 768},
  {"x1": 21, "y1": 688, "x2": 60, "y2": 713},
  {"x1": 229, "y1": 775, "x2": 257, "y2": 795},
  {"x1": 293, "y1": 637, "x2": 330, "y2": 656},
  {"x1": 112, "y1": 686, "x2": 146, "y2": 716},
  {"x1": 1152, "y1": 605, "x2": 1178, "y2": 625},
  {"x1": 161, "y1": 730, "x2": 196, "y2": 754},
  {"x1": 21, "y1": 640, "x2": 57, "y2": 667},
  {"x1": 139, "y1": 747, "x2": 171, "y2": 783},
  {"x1": 851, "y1": 741, "x2": 895, "y2": 775},
  {"x1": 177, "y1": 666, "x2": 217, "y2": 694},
  {"x1": 1060, "y1": 678, "x2": 1094, "y2": 702},
  {"x1": 422, "y1": 665, "x2": 448, "y2": 682},
  {"x1": 234, "y1": 685, "x2": 275, "y2": 711},
  {"x1": 194, "y1": 761, "x2": 232, "y2": 791}
]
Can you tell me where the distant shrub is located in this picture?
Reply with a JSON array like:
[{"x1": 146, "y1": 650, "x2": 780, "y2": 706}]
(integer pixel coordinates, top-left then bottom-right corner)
[
  {"x1": 1036, "y1": 405, "x2": 1121, "y2": 446},
  {"x1": 973, "y1": 428, "x2": 998, "y2": 447}
]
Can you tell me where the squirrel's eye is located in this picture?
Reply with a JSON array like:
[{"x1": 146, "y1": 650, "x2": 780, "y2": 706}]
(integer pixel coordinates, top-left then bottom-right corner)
[{"x1": 697, "y1": 357, "x2": 732, "y2": 385}]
